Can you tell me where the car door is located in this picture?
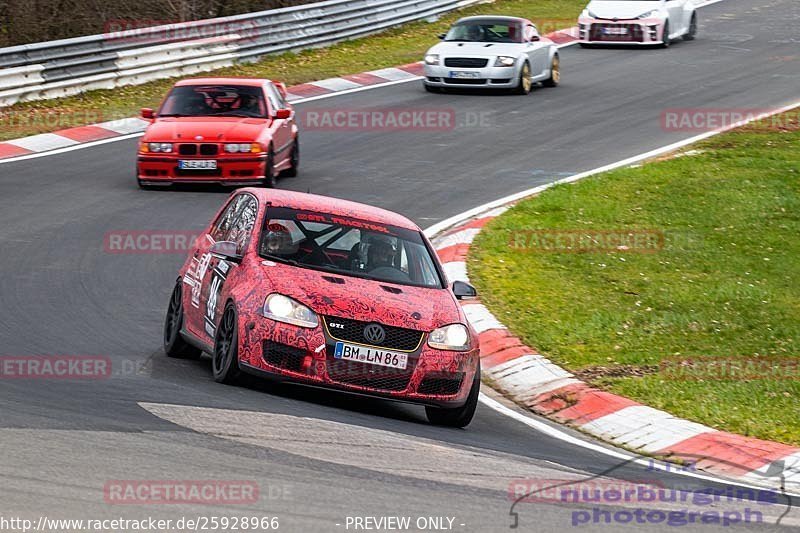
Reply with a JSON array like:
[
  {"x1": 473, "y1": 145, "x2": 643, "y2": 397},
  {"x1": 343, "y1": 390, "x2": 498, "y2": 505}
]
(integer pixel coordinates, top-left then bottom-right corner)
[
  {"x1": 665, "y1": 0, "x2": 688, "y2": 35},
  {"x1": 264, "y1": 83, "x2": 294, "y2": 165},
  {"x1": 524, "y1": 24, "x2": 548, "y2": 76},
  {"x1": 199, "y1": 193, "x2": 259, "y2": 344}
]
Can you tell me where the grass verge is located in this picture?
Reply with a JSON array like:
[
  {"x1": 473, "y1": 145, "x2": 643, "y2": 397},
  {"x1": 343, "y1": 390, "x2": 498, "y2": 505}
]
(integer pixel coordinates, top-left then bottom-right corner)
[
  {"x1": 469, "y1": 110, "x2": 800, "y2": 445},
  {"x1": 0, "y1": 0, "x2": 584, "y2": 142}
]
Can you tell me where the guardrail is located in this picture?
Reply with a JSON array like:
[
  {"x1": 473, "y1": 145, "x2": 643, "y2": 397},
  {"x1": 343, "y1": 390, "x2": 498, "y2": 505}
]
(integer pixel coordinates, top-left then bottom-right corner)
[{"x1": 0, "y1": 0, "x2": 484, "y2": 107}]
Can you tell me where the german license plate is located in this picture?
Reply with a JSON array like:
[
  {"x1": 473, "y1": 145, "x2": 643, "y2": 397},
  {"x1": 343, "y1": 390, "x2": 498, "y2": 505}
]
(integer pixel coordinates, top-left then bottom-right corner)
[
  {"x1": 449, "y1": 71, "x2": 481, "y2": 79},
  {"x1": 179, "y1": 160, "x2": 217, "y2": 170},
  {"x1": 604, "y1": 27, "x2": 628, "y2": 35},
  {"x1": 333, "y1": 342, "x2": 408, "y2": 370}
]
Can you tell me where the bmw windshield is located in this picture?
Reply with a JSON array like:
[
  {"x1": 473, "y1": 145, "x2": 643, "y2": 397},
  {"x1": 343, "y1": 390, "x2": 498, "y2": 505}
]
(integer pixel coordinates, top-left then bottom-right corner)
[
  {"x1": 258, "y1": 207, "x2": 445, "y2": 289},
  {"x1": 158, "y1": 85, "x2": 268, "y2": 118}
]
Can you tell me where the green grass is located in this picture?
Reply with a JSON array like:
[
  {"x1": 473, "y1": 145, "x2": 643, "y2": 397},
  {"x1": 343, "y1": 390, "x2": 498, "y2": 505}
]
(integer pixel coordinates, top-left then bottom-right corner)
[
  {"x1": 0, "y1": 0, "x2": 585, "y2": 141},
  {"x1": 469, "y1": 112, "x2": 800, "y2": 445}
]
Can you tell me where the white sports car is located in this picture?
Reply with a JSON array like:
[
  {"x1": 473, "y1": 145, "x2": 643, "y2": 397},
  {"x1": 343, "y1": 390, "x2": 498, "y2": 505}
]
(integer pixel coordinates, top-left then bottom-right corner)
[
  {"x1": 422, "y1": 16, "x2": 560, "y2": 95},
  {"x1": 578, "y1": 0, "x2": 697, "y2": 47}
]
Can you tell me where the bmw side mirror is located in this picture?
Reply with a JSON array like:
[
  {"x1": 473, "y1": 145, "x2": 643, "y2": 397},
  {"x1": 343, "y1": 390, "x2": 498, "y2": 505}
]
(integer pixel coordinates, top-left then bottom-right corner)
[
  {"x1": 438, "y1": 33, "x2": 446, "y2": 40},
  {"x1": 452, "y1": 280, "x2": 478, "y2": 300},
  {"x1": 210, "y1": 240, "x2": 242, "y2": 263},
  {"x1": 274, "y1": 109, "x2": 291, "y2": 120},
  {"x1": 141, "y1": 107, "x2": 155, "y2": 119}
]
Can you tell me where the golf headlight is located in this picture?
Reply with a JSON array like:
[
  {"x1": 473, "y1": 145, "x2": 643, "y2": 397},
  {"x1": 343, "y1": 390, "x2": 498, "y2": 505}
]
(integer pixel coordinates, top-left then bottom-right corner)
[
  {"x1": 147, "y1": 142, "x2": 173, "y2": 153},
  {"x1": 263, "y1": 294, "x2": 318, "y2": 328},
  {"x1": 424, "y1": 54, "x2": 440, "y2": 65},
  {"x1": 428, "y1": 324, "x2": 470, "y2": 351},
  {"x1": 638, "y1": 10, "x2": 658, "y2": 19},
  {"x1": 225, "y1": 143, "x2": 260, "y2": 153},
  {"x1": 494, "y1": 56, "x2": 516, "y2": 67}
]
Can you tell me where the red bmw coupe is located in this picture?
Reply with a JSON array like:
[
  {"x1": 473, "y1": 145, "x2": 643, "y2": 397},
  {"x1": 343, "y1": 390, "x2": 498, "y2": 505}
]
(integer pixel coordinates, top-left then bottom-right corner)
[
  {"x1": 163, "y1": 189, "x2": 482, "y2": 427},
  {"x1": 137, "y1": 78, "x2": 298, "y2": 188}
]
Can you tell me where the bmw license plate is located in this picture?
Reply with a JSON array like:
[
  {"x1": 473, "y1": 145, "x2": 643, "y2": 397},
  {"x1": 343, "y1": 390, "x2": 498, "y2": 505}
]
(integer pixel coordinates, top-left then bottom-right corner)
[
  {"x1": 449, "y1": 71, "x2": 481, "y2": 79},
  {"x1": 333, "y1": 342, "x2": 408, "y2": 370},
  {"x1": 604, "y1": 27, "x2": 628, "y2": 35},
  {"x1": 179, "y1": 159, "x2": 217, "y2": 170}
]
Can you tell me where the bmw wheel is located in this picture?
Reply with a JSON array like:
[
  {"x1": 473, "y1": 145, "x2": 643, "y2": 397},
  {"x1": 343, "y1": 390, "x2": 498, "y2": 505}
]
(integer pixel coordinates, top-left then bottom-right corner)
[
  {"x1": 212, "y1": 303, "x2": 242, "y2": 384},
  {"x1": 282, "y1": 137, "x2": 299, "y2": 178},
  {"x1": 425, "y1": 364, "x2": 481, "y2": 428},
  {"x1": 514, "y1": 61, "x2": 533, "y2": 95},
  {"x1": 263, "y1": 147, "x2": 277, "y2": 188},
  {"x1": 164, "y1": 282, "x2": 202, "y2": 359}
]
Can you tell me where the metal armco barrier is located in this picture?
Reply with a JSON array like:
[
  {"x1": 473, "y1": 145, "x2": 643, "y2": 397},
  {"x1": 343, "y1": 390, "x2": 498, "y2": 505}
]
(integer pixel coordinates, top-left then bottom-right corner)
[{"x1": 0, "y1": 0, "x2": 485, "y2": 107}]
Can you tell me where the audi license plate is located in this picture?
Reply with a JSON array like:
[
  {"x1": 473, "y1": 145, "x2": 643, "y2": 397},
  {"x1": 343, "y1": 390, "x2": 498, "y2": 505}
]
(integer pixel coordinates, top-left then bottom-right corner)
[
  {"x1": 449, "y1": 71, "x2": 481, "y2": 79},
  {"x1": 333, "y1": 342, "x2": 408, "y2": 370},
  {"x1": 179, "y1": 159, "x2": 217, "y2": 170}
]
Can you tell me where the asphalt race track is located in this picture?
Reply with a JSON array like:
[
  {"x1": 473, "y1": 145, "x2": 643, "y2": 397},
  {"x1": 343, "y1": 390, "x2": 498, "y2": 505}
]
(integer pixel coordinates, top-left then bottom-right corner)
[{"x1": 1, "y1": 0, "x2": 799, "y2": 530}]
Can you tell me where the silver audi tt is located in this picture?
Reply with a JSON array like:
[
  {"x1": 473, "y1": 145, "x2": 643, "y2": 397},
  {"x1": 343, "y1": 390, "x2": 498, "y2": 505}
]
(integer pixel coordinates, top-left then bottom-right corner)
[{"x1": 423, "y1": 16, "x2": 560, "y2": 94}]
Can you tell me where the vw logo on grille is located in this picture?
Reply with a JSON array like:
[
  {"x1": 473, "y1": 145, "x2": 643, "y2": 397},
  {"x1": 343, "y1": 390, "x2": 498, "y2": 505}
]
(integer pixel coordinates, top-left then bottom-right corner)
[{"x1": 363, "y1": 324, "x2": 386, "y2": 345}]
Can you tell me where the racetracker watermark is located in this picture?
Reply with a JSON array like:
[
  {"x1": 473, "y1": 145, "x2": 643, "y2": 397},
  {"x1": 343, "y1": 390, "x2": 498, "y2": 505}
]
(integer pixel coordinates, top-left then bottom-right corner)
[
  {"x1": 0, "y1": 109, "x2": 105, "y2": 131},
  {"x1": 297, "y1": 108, "x2": 491, "y2": 131},
  {"x1": 660, "y1": 356, "x2": 800, "y2": 381},
  {"x1": 509, "y1": 229, "x2": 665, "y2": 253},
  {"x1": 104, "y1": 231, "x2": 202, "y2": 254},
  {"x1": 661, "y1": 108, "x2": 800, "y2": 132},
  {"x1": 104, "y1": 481, "x2": 264, "y2": 505},
  {"x1": 103, "y1": 19, "x2": 259, "y2": 45},
  {"x1": 0, "y1": 356, "x2": 111, "y2": 380}
]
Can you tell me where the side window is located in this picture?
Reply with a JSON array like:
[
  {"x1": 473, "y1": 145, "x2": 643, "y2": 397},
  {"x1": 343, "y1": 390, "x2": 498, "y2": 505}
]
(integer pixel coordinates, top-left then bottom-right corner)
[
  {"x1": 265, "y1": 84, "x2": 287, "y2": 110},
  {"x1": 210, "y1": 195, "x2": 246, "y2": 242},
  {"x1": 228, "y1": 195, "x2": 259, "y2": 255}
]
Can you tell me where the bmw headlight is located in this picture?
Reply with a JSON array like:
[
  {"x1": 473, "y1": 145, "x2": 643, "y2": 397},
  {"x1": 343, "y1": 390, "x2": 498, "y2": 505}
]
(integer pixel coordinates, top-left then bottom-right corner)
[
  {"x1": 638, "y1": 10, "x2": 658, "y2": 19},
  {"x1": 494, "y1": 56, "x2": 516, "y2": 67},
  {"x1": 147, "y1": 142, "x2": 173, "y2": 153},
  {"x1": 424, "y1": 54, "x2": 440, "y2": 65},
  {"x1": 428, "y1": 324, "x2": 470, "y2": 351},
  {"x1": 225, "y1": 143, "x2": 261, "y2": 153},
  {"x1": 263, "y1": 294, "x2": 319, "y2": 328}
]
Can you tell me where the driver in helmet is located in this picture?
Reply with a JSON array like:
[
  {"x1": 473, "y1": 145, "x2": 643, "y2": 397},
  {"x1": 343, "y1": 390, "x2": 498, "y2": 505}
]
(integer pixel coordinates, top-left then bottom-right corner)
[
  {"x1": 367, "y1": 236, "x2": 397, "y2": 270},
  {"x1": 181, "y1": 92, "x2": 209, "y2": 116},
  {"x1": 465, "y1": 24, "x2": 483, "y2": 41},
  {"x1": 260, "y1": 223, "x2": 298, "y2": 256}
]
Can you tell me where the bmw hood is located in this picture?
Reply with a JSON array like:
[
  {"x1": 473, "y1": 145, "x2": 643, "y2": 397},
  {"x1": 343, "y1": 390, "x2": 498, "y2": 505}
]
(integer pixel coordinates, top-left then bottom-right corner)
[
  {"x1": 144, "y1": 117, "x2": 269, "y2": 142},
  {"x1": 585, "y1": 1, "x2": 663, "y2": 19},
  {"x1": 260, "y1": 262, "x2": 462, "y2": 332},
  {"x1": 427, "y1": 41, "x2": 527, "y2": 57}
]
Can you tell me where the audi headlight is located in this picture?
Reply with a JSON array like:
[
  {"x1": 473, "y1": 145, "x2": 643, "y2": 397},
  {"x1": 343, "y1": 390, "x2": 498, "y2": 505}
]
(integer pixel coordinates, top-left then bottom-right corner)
[
  {"x1": 638, "y1": 10, "x2": 658, "y2": 19},
  {"x1": 263, "y1": 294, "x2": 318, "y2": 328},
  {"x1": 428, "y1": 324, "x2": 470, "y2": 351},
  {"x1": 424, "y1": 54, "x2": 440, "y2": 65},
  {"x1": 225, "y1": 143, "x2": 260, "y2": 153},
  {"x1": 147, "y1": 142, "x2": 173, "y2": 153},
  {"x1": 494, "y1": 56, "x2": 516, "y2": 67}
]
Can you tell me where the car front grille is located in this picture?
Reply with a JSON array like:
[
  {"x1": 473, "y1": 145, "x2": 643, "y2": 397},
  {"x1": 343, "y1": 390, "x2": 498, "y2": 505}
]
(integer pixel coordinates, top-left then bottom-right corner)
[
  {"x1": 323, "y1": 316, "x2": 424, "y2": 352},
  {"x1": 327, "y1": 359, "x2": 414, "y2": 392},
  {"x1": 443, "y1": 78, "x2": 486, "y2": 85},
  {"x1": 444, "y1": 57, "x2": 489, "y2": 68},
  {"x1": 263, "y1": 340, "x2": 307, "y2": 372},
  {"x1": 589, "y1": 23, "x2": 644, "y2": 42},
  {"x1": 418, "y1": 373, "x2": 464, "y2": 396},
  {"x1": 178, "y1": 143, "x2": 219, "y2": 156}
]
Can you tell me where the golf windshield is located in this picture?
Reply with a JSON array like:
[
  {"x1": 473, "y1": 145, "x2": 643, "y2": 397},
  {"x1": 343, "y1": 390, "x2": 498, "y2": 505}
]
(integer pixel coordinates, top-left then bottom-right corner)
[
  {"x1": 258, "y1": 207, "x2": 444, "y2": 288},
  {"x1": 444, "y1": 19, "x2": 524, "y2": 43}
]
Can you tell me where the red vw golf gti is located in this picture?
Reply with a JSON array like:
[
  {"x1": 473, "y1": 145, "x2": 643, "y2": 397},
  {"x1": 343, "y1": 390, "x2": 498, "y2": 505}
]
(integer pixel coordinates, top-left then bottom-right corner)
[
  {"x1": 163, "y1": 189, "x2": 482, "y2": 427},
  {"x1": 137, "y1": 78, "x2": 298, "y2": 188}
]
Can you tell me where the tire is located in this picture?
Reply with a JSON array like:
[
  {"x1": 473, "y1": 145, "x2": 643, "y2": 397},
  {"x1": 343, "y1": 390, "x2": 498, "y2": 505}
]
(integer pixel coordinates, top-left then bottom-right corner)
[
  {"x1": 542, "y1": 54, "x2": 560, "y2": 88},
  {"x1": 684, "y1": 13, "x2": 697, "y2": 41},
  {"x1": 425, "y1": 364, "x2": 481, "y2": 428},
  {"x1": 263, "y1": 148, "x2": 277, "y2": 188},
  {"x1": 660, "y1": 21, "x2": 671, "y2": 48},
  {"x1": 514, "y1": 61, "x2": 533, "y2": 95},
  {"x1": 212, "y1": 303, "x2": 242, "y2": 384},
  {"x1": 282, "y1": 137, "x2": 299, "y2": 178},
  {"x1": 163, "y1": 282, "x2": 202, "y2": 359}
]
